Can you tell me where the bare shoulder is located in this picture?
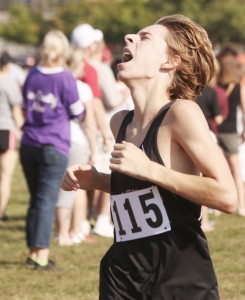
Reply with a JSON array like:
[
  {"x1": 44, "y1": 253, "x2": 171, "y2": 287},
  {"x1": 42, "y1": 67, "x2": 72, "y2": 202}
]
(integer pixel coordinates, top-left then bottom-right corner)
[
  {"x1": 110, "y1": 110, "x2": 131, "y2": 138},
  {"x1": 169, "y1": 99, "x2": 203, "y2": 119},
  {"x1": 167, "y1": 99, "x2": 208, "y2": 134}
]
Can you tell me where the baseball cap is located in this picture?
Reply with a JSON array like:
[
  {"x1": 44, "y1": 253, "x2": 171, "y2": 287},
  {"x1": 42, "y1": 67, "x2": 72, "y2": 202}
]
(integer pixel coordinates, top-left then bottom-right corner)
[{"x1": 71, "y1": 23, "x2": 103, "y2": 49}]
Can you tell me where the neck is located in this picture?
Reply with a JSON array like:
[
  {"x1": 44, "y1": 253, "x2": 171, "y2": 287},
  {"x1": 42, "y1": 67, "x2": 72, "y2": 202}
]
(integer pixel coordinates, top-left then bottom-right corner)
[
  {"x1": 42, "y1": 59, "x2": 63, "y2": 68},
  {"x1": 128, "y1": 78, "x2": 170, "y2": 118}
]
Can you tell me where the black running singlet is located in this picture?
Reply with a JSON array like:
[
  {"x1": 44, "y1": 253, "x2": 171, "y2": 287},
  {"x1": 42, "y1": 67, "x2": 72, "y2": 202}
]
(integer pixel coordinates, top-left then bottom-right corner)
[{"x1": 99, "y1": 103, "x2": 220, "y2": 300}]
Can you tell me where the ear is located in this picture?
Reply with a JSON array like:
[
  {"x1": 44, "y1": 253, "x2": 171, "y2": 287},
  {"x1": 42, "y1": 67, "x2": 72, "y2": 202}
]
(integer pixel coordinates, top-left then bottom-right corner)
[{"x1": 160, "y1": 55, "x2": 181, "y2": 71}]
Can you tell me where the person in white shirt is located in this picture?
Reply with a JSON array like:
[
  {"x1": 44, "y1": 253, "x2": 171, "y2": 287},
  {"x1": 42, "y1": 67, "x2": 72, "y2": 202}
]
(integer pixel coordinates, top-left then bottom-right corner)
[{"x1": 56, "y1": 47, "x2": 97, "y2": 245}]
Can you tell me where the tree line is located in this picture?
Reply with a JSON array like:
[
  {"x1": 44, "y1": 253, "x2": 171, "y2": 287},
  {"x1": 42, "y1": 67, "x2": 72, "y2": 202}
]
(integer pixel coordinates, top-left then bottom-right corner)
[{"x1": 0, "y1": 0, "x2": 244, "y2": 49}]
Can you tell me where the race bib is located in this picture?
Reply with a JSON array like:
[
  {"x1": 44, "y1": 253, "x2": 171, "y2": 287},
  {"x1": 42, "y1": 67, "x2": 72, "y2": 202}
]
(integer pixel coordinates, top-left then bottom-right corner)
[{"x1": 110, "y1": 186, "x2": 171, "y2": 242}]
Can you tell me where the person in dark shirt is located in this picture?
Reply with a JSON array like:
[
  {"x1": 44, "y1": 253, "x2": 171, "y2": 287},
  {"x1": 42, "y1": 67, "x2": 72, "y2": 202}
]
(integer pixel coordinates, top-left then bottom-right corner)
[
  {"x1": 196, "y1": 85, "x2": 225, "y2": 231},
  {"x1": 217, "y1": 59, "x2": 245, "y2": 216},
  {"x1": 196, "y1": 85, "x2": 223, "y2": 134}
]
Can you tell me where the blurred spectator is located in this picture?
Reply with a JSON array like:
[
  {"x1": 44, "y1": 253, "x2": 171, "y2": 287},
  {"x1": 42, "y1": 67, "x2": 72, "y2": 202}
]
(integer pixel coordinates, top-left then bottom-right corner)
[
  {"x1": 14, "y1": 53, "x2": 38, "y2": 71},
  {"x1": 0, "y1": 51, "x2": 23, "y2": 221},
  {"x1": 71, "y1": 23, "x2": 110, "y2": 147},
  {"x1": 196, "y1": 84, "x2": 224, "y2": 231},
  {"x1": 71, "y1": 23, "x2": 113, "y2": 238},
  {"x1": 102, "y1": 45, "x2": 113, "y2": 65},
  {"x1": 88, "y1": 31, "x2": 124, "y2": 117},
  {"x1": 110, "y1": 57, "x2": 134, "y2": 114},
  {"x1": 208, "y1": 60, "x2": 229, "y2": 135},
  {"x1": 216, "y1": 46, "x2": 238, "y2": 65},
  {"x1": 20, "y1": 30, "x2": 85, "y2": 270},
  {"x1": 196, "y1": 85, "x2": 223, "y2": 139},
  {"x1": 217, "y1": 57, "x2": 245, "y2": 216},
  {"x1": 7, "y1": 55, "x2": 27, "y2": 90},
  {"x1": 55, "y1": 47, "x2": 97, "y2": 245}
]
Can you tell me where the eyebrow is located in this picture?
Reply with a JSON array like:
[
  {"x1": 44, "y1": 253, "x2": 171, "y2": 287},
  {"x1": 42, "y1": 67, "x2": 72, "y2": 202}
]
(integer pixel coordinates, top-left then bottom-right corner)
[{"x1": 138, "y1": 30, "x2": 153, "y2": 37}]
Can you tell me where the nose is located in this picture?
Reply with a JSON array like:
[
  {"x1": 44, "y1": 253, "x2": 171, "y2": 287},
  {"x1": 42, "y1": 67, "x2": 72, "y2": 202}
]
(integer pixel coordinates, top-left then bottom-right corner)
[{"x1": 124, "y1": 34, "x2": 134, "y2": 44}]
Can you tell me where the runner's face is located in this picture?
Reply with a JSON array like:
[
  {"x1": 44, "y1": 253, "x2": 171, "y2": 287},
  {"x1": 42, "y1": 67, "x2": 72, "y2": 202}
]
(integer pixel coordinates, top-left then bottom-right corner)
[{"x1": 117, "y1": 24, "x2": 169, "y2": 81}]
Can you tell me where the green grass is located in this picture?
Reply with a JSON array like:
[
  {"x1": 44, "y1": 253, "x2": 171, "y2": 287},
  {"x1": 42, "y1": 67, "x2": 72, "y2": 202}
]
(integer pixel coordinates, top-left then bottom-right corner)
[{"x1": 0, "y1": 159, "x2": 245, "y2": 300}]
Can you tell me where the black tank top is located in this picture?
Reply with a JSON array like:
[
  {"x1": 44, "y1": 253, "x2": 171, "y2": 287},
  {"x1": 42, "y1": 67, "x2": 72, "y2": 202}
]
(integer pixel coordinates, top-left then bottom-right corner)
[
  {"x1": 99, "y1": 103, "x2": 219, "y2": 300},
  {"x1": 111, "y1": 102, "x2": 201, "y2": 229}
]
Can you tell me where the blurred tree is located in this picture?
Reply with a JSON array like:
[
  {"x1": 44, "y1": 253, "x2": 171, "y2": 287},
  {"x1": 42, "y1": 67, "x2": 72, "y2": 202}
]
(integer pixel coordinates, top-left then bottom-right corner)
[
  {"x1": 49, "y1": 0, "x2": 245, "y2": 46},
  {"x1": 0, "y1": 0, "x2": 244, "y2": 47},
  {"x1": 0, "y1": 4, "x2": 52, "y2": 45},
  {"x1": 52, "y1": 0, "x2": 155, "y2": 44},
  {"x1": 196, "y1": 0, "x2": 245, "y2": 44},
  {"x1": 87, "y1": 0, "x2": 156, "y2": 44}
]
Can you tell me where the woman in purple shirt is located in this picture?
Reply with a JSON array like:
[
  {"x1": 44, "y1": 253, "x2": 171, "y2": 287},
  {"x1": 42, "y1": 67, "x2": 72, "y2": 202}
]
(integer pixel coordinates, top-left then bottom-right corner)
[{"x1": 20, "y1": 30, "x2": 84, "y2": 270}]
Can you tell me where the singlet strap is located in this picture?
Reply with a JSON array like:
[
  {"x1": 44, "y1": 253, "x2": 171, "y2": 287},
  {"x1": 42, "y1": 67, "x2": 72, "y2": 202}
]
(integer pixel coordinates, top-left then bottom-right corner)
[
  {"x1": 115, "y1": 101, "x2": 174, "y2": 146},
  {"x1": 115, "y1": 110, "x2": 134, "y2": 143},
  {"x1": 141, "y1": 101, "x2": 174, "y2": 154}
]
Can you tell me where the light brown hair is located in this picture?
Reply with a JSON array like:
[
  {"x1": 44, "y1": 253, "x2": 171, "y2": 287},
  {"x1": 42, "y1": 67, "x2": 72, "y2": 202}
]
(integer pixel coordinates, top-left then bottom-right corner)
[
  {"x1": 40, "y1": 30, "x2": 70, "y2": 66},
  {"x1": 156, "y1": 14, "x2": 216, "y2": 100},
  {"x1": 67, "y1": 47, "x2": 84, "y2": 73}
]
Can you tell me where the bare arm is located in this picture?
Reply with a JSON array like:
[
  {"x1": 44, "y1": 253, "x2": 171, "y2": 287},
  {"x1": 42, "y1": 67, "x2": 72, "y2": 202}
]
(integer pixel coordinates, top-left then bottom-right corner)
[
  {"x1": 60, "y1": 108, "x2": 128, "y2": 194},
  {"x1": 109, "y1": 101, "x2": 237, "y2": 213},
  {"x1": 93, "y1": 97, "x2": 112, "y2": 150},
  {"x1": 12, "y1": 105, "x2": 24, "y2": 128},
  {"x1": 82, "y1": 100, "x2": 98, "y2": 163},
  {"x1": 60, "y1": 164, "x2": 111, "y2": 193}
]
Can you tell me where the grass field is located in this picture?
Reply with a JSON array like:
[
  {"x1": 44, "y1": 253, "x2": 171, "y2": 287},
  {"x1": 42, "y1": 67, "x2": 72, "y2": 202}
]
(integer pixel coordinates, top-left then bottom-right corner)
[{"x1": 0, "y1": 160, "x2": 245, "y2": 300}]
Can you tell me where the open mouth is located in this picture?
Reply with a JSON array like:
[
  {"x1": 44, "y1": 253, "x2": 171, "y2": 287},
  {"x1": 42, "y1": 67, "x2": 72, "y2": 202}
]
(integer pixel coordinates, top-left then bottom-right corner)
[{"x1": 122, "y1": 51, "x2": 133, "y2": 63}]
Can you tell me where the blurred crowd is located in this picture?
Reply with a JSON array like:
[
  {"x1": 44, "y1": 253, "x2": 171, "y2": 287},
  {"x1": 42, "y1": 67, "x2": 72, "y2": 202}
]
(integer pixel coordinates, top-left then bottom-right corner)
[
  {"x1": 196, "y1": 46, "x2": 245, "y2": 231},
  {"x1": 0, "y1": 22, "x2": 244, "y2": 270}
]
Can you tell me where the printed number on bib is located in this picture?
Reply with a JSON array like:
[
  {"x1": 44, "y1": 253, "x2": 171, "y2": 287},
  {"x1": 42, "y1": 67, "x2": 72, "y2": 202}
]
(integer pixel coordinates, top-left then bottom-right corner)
[{"x1": 110, "y1": 186, "x2": 171, "y2": 242}]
